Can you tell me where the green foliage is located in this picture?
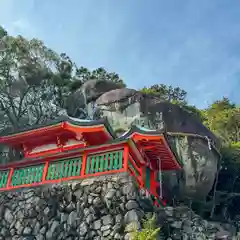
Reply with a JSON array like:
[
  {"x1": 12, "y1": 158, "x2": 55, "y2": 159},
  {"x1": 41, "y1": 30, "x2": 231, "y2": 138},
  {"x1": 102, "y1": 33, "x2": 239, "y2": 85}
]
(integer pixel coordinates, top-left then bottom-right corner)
[
  {"x1": 0, "y1": 32, "x2": 61, "y2": 129},
  {"x1": 0, "y1": 26, "x2": 7, "y2": 38},
  {"x1": 203, "y1": 97, "x2": 240, "y2": 144},
  {"x1": 0, "y1": 25, "x2": 126, "y2": 131},
  {"x1": 127, "y1": 214, "x2": 160, "y2": 240},
  {"x1": 141, "y1": 84, "x2": 187, "y2": 104},
  {"x1": 221, "y1": 142, "x2": 240, "y2": 167},
  {"x1": 69, "y1": 66, "x2": 125, "y2": 92}
]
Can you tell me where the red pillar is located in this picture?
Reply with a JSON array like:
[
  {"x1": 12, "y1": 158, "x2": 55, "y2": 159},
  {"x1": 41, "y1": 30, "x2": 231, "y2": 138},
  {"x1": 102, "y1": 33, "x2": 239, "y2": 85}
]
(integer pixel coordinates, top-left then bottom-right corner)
[
  {"x1": 42, "y1": 161, "x2": 49, "y2": 182},
  {"x1": 81, "y1": 152, "x2": 87, "y2": 177},
  {"x1": 123, "y1": 144, "x2": 129, "y2": 171},
  {"x1": 150, "y1": 170, "x2": 157, "y2": 196}
]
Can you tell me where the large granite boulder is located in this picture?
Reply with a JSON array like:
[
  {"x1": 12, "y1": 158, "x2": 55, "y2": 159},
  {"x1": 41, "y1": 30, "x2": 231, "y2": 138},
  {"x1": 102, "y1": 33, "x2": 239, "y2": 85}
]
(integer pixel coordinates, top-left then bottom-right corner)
[
  {"x1": 95, "y1": 89, "x2": 217, "y2": 142},
  {"x1": 94, "y1": 89, "x2": 161, "y2": 132},
  {"x1": 65, "y1": 83, "x2": 220, "y2": 200},
  {"x1": 164, "y1": 135, "x2": 219, "y2": 201},
  {"x1": 94, "y1": 88, "x2": 220, "y2": 200},
  {"x1": 96, "y1": 88, "x2": 137, "y2": 105}
]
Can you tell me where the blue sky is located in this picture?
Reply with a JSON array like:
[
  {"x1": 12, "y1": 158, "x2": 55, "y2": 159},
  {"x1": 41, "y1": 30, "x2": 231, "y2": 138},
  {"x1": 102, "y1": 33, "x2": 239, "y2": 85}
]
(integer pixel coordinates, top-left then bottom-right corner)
[{"x1": 0, "y1": 0, "x2": 240, "y2": 108}]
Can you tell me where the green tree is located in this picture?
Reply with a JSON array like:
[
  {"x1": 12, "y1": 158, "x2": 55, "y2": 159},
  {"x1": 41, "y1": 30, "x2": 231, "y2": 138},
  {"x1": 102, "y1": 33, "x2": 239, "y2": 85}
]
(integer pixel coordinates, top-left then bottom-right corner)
[
  {"x1": 0, "y1": 26, "x2": 7, "y2": 39},
  {"x1": 69, "y1": 66, "x2": 125, "y2": 92},
  {"x1": 141, "y1": 84, "x2": 187, "y2": 104},
  {"x1": 0, "y1": 27, "x2": 62, "y2": 130},
  {"x1": 51, "y1": 52, "x2": 75, "y2": 108},
  {"x1": 204, "y1": 97, "x2": 240, "y2": 144},
  {"x1": 0, "y1": 26, "x2": 126, "y2": 131}
]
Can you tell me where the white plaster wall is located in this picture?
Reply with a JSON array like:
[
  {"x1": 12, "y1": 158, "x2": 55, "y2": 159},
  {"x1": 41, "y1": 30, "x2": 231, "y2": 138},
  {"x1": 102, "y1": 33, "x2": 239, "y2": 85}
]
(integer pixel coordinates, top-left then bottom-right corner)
[{"x1": 30, "y1": 144, "x2": 58, "y2": 153}]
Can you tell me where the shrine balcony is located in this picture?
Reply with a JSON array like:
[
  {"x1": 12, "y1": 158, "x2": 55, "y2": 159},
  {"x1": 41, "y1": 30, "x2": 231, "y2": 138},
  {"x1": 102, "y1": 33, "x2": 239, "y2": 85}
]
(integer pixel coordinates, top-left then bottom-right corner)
[{"x1": 0, "y1": 141, "x2": 144, "y2": 192}]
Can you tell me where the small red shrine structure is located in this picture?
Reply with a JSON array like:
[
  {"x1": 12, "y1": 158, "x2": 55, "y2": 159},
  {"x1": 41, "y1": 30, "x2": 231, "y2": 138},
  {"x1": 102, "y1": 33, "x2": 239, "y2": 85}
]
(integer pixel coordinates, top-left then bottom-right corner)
[{"x1": 0, "y1": 116, "x2": 181, "y2": 206}]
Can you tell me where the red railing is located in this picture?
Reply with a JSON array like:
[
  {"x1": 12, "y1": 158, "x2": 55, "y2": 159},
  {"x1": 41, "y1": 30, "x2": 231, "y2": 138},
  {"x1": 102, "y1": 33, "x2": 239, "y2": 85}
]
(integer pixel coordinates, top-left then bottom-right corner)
[
  {"x1": 0, "y1": 148, "x2": 127, "y2": 191},
  {"x1": 0, "y1": 145, "x2": 146, "y2": 192},
  {"x1": 128, "y1": 155, "x2": 143, "y2": 186},
  {"x1": 0, "y1": 144, "x2": 167, "y2": 206}
]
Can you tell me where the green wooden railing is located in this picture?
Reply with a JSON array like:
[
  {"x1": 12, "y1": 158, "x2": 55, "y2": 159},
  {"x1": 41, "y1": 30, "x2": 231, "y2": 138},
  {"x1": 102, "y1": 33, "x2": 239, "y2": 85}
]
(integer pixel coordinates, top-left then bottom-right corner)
[
  {"x1": 11, "y1": 165, "x2": 44, "y2": 186},
  {"x1": 46, "y1": 157, "x2": 82, "y2": 181},
  {"x1": 0, "y1": 148, "x2": 146, "y2": 192},
  {"x1": 0, "y1": 170, "x2": 9, "y2": 188},
  {"x1": 145, "y1": 167, "x2": 151, "y2": 190},
  {"x1": 85, "y1": 150, "x2": 123, "y2": 174}
]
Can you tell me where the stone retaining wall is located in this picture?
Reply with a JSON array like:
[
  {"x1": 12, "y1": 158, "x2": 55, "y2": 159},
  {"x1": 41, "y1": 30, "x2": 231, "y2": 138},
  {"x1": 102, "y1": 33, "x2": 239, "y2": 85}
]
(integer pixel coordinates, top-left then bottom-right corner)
[
  {"x1": 0, "y1": 173, "x2": 235, "y2": 240},
  {"x1": 0, "y1": 173, "x2": 154, "y2": 240}
]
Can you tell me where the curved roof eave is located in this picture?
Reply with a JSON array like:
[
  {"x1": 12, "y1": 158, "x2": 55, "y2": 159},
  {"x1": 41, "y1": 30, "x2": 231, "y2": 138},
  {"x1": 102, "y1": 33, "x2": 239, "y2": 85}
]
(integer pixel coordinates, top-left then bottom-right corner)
[
  {"x1": 118, "y1": 125, "x2": 165, "y2": 140},
  {"x1": 0, "y1": 116, "x2": 116, "y2": 141}
]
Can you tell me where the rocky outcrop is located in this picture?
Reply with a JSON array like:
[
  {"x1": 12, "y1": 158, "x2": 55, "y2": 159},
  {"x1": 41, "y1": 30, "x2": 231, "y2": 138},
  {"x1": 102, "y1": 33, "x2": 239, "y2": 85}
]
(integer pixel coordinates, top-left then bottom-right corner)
[
  {"x1": 164, "y1": 135, "x2": 219, "y2": 201},
  {"x1": 65, "y1": 81, "x2": 220, "y2": 200},
  {"x1": 157, "y1": 206, "x2": 234, "y2": 239},
  {"x1": 66, "y1": 80, "x2": 123, "y2": 117},
  {"x1": 0, "y1": 174, "x2": 235, "y2": 240},
  {"x1": 95, "y1": 88, "x2": 137, "y2": 106}
]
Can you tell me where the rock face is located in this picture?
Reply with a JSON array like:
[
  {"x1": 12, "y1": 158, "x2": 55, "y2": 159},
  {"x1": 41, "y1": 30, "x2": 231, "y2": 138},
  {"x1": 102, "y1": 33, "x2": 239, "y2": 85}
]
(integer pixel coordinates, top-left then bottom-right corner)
[
  {"x1": 157, "y1": 206, "x2": 234, "y2": 239},
  {"x1": 66, "y1": 80, "x2": 123, "y2": 117},
  {"x1": 166, "y1": 135, "x2": 219, "y2": 200},
  {"x1": 66, "y1": 82, "x2": 220, "y2": 200},
  {"x1": 0, "y1": 175, "x2": 234, "y2": 240}
]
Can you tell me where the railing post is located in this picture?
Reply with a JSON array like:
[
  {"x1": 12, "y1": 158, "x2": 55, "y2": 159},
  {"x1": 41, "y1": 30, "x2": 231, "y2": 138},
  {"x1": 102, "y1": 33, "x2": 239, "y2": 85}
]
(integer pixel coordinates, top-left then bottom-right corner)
[
  {"x1": 123, "y1": 144, "x2": 129, "y2": 172},
  {"x1": 6, "y1": 168, "x2": 14, "y2": 189},
  {"x1": 42, "y1": 161, "x2": 49, "y2": 182},
  {"x1": 81, "y1": 152, "x2": 87, "y2": 177},
  {"x1": 140, "y1": 165, "x2": 146, "y2": 188}
]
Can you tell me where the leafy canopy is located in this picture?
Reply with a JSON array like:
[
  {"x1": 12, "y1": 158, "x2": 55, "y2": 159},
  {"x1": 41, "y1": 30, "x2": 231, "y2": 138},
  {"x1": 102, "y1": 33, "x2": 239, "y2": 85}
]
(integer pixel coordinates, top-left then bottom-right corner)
[
  {"x1": 0, "y1": 26, "x2": 125, "y2": 132},
  {"x1": 126, "y1": 214, "x2": 161, "y2": 240}
]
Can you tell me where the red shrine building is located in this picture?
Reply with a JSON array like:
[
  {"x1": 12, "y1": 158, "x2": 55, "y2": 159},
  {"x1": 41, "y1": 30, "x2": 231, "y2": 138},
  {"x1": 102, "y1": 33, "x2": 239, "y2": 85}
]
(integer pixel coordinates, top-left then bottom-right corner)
[{"x1": 0, "y1": 116, "x2": 181, "y2": 206}]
